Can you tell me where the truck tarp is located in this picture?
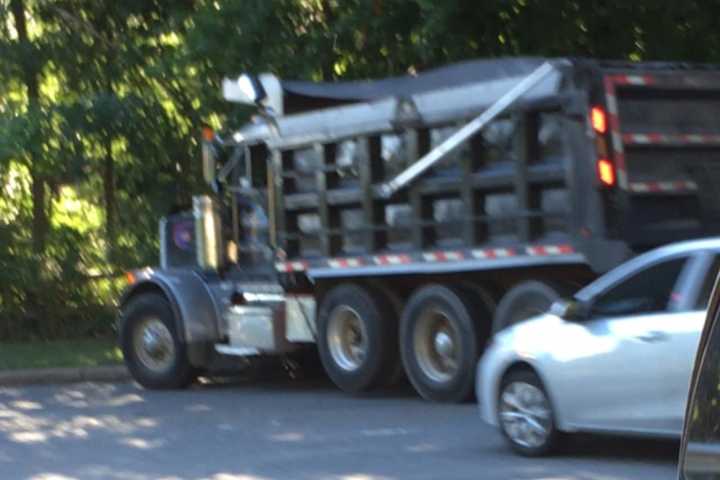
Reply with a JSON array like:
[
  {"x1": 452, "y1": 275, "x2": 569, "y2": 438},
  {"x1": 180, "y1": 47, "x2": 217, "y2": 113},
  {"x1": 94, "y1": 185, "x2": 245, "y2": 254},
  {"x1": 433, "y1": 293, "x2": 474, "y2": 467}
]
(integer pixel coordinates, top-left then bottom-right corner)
[{"x1": 281, "y1": 57, "x2": 551, "y2": 113}]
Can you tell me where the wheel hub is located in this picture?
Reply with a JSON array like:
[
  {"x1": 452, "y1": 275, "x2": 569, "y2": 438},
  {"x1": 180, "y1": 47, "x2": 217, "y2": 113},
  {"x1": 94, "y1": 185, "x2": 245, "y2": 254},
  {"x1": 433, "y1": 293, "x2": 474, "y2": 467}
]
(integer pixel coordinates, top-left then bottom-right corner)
[
  {"x1": 499, "y1": 381, "x2": 552, "y2": 449},
  {"x1": 134, "y1": 317, "x2": 175, "y2": 372},
  {"x1": 434, "y1": 330, "x2": 454, "y2": 360},
  {"x1": 414, "y1": 309, "x2": 460, "y2": 383},
  {"x1": 143, "y1": 329, "x2": 165, "y2": 358},
  {"x1": 327, "y1": 306, "x2": 368, "y2": 372}
]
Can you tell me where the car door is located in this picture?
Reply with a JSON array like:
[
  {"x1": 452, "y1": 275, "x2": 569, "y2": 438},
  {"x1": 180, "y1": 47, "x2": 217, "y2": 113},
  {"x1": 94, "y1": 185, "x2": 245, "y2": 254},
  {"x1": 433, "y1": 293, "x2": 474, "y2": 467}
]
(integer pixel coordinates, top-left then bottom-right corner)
[
  {"x1": 656, "y1": 253, "x2": 720, "y2": 433},
  {"x1": 555, "y1": 255, "x2": 692, "y2": 433}
]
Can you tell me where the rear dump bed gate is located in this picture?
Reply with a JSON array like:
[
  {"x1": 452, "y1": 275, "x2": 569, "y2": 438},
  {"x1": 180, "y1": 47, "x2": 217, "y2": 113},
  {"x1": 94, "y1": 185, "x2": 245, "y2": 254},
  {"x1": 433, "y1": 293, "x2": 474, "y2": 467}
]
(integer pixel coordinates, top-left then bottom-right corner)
[{"x1": 604, "y1": 71, "x2": 720, "y2": 245}]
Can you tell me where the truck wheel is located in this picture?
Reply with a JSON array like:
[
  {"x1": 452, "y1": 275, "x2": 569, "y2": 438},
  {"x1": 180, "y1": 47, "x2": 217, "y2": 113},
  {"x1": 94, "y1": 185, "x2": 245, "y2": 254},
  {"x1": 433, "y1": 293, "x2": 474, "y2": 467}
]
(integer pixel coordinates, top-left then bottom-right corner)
[
  {"x1": 493, "y1": 281, "x2": 573, "y2": 334},
  {"x1": 120, "y1": 293, "x2": 195, "y2": 389},
  {"x1": 400, "y1": 285, "x2": 487, "y2": 403},
  {"x1": 317, "y1": 284, "x2": 398, "y2": 393}
]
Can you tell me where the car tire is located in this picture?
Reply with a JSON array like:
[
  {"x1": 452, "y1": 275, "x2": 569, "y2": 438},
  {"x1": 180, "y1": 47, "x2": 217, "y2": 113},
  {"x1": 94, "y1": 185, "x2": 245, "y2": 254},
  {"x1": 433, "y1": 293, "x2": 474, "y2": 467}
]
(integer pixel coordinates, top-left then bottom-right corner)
[
  {"x1": 400, "y1": 285, "x2": 489, "y2": 403},
  {"x1": 498, "y1": 369, "x2": 560, "y2": 456},
  {"x1": 120, "y1": 293, "x2": 195, "y2": 389},
  {"x1": 317, "y1": 284, "x2": 398, "y2": 393},
  {"x1": 493, "y1": 281, "x2": 574, "y2": 334}
]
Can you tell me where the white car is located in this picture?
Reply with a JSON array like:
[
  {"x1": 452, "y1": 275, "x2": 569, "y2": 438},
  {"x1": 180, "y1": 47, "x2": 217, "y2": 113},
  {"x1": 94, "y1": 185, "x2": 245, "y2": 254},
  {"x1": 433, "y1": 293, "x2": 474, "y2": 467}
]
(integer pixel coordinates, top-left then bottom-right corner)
[{"x1": 477, "y1": 238, "x2": 720, "y2": 456}]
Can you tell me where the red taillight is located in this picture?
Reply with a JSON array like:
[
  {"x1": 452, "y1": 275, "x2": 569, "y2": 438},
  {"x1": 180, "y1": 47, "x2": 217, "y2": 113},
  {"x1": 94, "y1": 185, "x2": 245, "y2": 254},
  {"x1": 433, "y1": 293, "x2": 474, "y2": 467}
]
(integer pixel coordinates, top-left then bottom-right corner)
[
  {"x1": 597, "y1": 158, "x2": 615, "y2": 187},
  {"x1": 591, "y1": 106, "x2": 607, "y2": 134}
]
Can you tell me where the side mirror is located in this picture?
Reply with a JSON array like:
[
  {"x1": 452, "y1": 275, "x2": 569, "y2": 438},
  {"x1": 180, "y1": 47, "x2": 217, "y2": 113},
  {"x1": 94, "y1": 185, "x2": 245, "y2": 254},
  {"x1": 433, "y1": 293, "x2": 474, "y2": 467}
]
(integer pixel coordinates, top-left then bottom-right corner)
[
  {"x1": 222, "y1": 73, "x2": 283, "y2": 116},
  {"x1": 550, "y1": 298, "x2": 589, "y2": 321},
  {"x1": 222, "y1": 74, "x2": 267, "y2": 105}
]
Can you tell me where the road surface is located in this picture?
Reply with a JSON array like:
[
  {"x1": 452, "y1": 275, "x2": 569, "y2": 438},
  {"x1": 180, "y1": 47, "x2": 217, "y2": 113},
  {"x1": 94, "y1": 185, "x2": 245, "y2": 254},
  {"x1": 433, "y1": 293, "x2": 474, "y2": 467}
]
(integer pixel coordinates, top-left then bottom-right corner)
[{"x1": 0, "y1": 376, "x2": 677, "y2": 480}]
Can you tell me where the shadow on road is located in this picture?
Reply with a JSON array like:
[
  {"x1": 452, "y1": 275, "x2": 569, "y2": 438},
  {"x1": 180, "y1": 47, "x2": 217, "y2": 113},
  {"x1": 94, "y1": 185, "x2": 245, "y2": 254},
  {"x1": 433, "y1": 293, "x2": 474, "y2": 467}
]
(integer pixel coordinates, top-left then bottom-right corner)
[
  {"x1": 197, "y1": 363, "x2": 421, "y2": 400},
  {"x1": 0, "y1": 376, "x2": 678, "y2": 480},
  {"x1": 563, "y1": 433, "x2": 679, "y2": 463}
]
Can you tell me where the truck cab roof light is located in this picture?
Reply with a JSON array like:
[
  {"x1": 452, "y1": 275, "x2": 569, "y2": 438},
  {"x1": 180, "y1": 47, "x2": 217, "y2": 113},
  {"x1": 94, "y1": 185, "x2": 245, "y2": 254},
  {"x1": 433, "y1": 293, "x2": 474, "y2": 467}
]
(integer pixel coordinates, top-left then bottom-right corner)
[{"x1": 591, "y1": 106, "x2": 607, "y2": 135}]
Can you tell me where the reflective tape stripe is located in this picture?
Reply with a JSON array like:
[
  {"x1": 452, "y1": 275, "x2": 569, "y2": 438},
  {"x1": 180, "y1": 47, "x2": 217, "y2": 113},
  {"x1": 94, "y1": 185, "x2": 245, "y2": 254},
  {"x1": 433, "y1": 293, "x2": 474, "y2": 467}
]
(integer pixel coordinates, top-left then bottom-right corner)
[
  {"x1": 471, "y1": 248, "x2": 515, "y2": 259},
  {"x1": 612, "y1": 74, "x2": 654, "y2": 86},
  {"x1": 328, "y1": 258, "x2": 363, "y2": 268},
  {"x1": 282, "y1": 244, "x2": 577, "y2": 272},
  {"x1": 526, "y1": 244, "x2": 574, "y2": 256},
  {"x1": 629, "y1": 181, "x2": 698, "y2": 193},
  {"x1": 423, "y1": 251, "x2": 465, "y2": 262},
  {"x1": 373, "y1": 254, "x2": 411, "y2": 265},
  {"x1": 623, "y1": 133, "x2": 720, "y2": 145},
  {"x1": 275, "y1": 261, "x2": 309, "y2": 272}
]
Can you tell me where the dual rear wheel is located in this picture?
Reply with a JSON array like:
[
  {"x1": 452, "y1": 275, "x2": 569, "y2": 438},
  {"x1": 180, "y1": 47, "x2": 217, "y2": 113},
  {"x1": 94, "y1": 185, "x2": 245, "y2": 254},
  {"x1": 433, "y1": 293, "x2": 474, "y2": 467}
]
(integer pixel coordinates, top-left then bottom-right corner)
[
  {"x1": 316, "y1": 284, "x2": 399, "y2": 393},
  {"x1": 316, "y1": 283, "x2": 492, "y2": 402}
]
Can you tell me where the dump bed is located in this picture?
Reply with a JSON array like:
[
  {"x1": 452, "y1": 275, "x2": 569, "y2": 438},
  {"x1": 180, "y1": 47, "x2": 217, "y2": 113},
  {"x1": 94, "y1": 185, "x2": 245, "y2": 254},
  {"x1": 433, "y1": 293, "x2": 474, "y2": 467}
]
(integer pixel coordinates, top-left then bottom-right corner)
[{"x1": 231, "y1": 58, "x2": 720, "y2": 277}]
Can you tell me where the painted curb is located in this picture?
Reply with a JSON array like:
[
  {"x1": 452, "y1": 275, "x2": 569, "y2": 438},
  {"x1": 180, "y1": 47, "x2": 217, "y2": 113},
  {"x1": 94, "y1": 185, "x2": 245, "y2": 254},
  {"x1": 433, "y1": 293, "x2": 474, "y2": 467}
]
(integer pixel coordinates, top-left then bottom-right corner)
[{"x1": 0, "y1": 365, "x2": 130, "y2": 386}]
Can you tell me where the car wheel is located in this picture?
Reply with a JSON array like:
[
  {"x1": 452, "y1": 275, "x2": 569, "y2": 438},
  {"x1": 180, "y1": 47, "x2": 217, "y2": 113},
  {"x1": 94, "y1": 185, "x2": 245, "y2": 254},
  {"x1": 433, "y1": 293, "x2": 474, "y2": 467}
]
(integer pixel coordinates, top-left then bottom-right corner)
[
  {"x1": 120, "y1": 293, "x2": 195, "y2": 389},
  {"x1": 498, "y1": 369, "x2": 559, "y2": 456},
  {"x1": 317, "y1": 284, "x2": 398, "y2": 393}
]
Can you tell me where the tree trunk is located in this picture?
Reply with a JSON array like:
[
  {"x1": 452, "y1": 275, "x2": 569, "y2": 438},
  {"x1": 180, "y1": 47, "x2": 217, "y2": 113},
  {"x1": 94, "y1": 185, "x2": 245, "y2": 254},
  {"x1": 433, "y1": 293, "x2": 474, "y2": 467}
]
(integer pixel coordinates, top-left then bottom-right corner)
[
  {"x1": 320, "y1": 0, "x2": 337, "y2": 80},
  {"x1": 30, "y1": 171, "x2": 47, "y2": 254},
  {"x1": 103, "y1": 136, "x2": 116, "y2": 256},
  {"x1": 10, "y1": 0, "x2": 48, "y2": 255}
]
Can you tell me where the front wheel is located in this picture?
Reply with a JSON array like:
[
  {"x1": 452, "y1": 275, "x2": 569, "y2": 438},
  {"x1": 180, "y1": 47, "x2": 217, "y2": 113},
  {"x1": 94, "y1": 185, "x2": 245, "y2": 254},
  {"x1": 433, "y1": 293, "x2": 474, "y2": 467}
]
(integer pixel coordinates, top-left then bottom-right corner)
[
  {"x1": 498, "y1": 369, "x2": 559, "y2": 456},
  {"x1": 120, "y1": 293, "x2": 195, "y2": 389}
]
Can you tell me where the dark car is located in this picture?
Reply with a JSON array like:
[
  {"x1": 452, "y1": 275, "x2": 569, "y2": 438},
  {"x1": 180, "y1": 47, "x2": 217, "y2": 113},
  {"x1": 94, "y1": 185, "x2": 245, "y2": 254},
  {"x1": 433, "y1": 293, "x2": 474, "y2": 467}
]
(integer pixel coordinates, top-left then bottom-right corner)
[{"x1": 679, "y1": 273, "x2": 720, "y2": 478}]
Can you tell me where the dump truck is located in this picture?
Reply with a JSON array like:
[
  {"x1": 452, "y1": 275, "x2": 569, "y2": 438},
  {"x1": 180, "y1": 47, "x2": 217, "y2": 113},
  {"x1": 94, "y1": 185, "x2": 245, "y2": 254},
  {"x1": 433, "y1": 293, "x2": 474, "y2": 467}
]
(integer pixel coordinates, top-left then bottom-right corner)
[{"x1": 119, "y1": 57, "x2": 720, "y2": 402}]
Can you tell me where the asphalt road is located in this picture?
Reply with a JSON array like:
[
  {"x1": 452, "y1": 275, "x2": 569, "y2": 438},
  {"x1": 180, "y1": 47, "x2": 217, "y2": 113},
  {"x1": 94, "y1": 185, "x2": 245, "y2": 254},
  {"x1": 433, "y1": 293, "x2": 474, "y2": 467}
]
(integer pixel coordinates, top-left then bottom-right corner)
[{"x1": 0, "y1": 376, "x2": 678, "y2": 480}]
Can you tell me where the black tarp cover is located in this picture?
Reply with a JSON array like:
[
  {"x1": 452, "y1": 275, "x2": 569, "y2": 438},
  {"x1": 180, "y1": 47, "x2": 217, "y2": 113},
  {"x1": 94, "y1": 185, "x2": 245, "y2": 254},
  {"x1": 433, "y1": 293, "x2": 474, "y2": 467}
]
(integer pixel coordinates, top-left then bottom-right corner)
[{"x1": 281, "y1": 57, "x2": 550, "y2": 113}]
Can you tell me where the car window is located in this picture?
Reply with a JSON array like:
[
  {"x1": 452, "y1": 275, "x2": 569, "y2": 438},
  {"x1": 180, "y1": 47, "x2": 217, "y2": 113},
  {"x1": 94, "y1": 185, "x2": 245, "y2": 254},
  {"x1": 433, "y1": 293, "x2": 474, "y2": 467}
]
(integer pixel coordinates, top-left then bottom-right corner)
[
  {"x1": 681, "y1": 293, "x2": 720, "y2": 479},
  {"x1": 696, "y1": 256, "x2": 720, "y2": 310},
  {"x1": 591, "y1": 257, "x2": 687, "y2": 317}
]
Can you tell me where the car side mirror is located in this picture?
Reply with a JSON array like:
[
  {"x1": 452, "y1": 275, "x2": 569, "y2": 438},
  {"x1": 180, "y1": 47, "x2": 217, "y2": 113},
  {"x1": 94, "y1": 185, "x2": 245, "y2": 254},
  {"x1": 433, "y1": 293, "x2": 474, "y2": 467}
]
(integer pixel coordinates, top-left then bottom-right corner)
[{"x1": 550, "y1": 298, "x2": 589, "y2": 321}]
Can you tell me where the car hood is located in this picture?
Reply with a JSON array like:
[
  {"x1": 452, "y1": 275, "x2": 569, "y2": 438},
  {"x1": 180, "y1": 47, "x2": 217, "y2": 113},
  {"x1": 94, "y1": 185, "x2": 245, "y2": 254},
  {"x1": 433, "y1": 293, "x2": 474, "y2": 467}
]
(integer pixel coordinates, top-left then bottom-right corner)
[
  {"x1": 496, "y1": 313, "x2": 564, "y2": 343},
  {"x1": 497, "y1": 313, "x2": 625, "y2": 364}
]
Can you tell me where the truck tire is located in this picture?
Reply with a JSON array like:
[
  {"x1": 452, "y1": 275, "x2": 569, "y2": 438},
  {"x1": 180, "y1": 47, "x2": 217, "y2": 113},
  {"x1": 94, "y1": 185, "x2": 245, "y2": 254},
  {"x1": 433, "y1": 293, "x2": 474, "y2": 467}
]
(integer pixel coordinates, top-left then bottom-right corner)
[
  {"x1": 317, "y1": 284, "x2": 398, "y2": 393},
  {"x1": 120, "y1": 293, "x2": 195, "y2": 389},
  {"x1": 493, "y1": 281, "x2": 573, "y2": 334},
  {"x1": 400, "y1": 285, "x2": 488, "y2": 403}
]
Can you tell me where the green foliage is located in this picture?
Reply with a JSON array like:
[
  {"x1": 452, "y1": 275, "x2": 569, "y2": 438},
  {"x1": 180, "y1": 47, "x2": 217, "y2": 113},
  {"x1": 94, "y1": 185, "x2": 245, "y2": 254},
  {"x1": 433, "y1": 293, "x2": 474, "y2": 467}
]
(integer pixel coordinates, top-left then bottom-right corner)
[
  {"x1": 3, "y1": 0, "x2": 720, "y2": 340},
  {"x1": 0, "y1": 338, "x2": 122, "y2": 370}
]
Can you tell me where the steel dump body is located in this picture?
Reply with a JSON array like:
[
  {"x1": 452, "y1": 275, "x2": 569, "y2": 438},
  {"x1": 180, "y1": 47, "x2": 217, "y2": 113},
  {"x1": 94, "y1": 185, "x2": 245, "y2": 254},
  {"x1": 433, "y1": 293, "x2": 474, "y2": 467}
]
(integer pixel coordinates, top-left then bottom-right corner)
[{"x1": 226, "y1": 59, "x2": 720, "y2": 282}]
